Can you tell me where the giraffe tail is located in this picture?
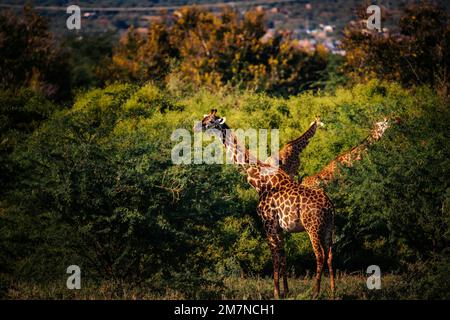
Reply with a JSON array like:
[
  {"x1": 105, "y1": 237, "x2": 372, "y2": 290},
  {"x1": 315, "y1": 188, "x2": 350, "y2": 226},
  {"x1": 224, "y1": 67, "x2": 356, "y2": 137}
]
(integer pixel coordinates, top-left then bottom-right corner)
[
  {"x1": 323, "y1": 201, "x2": 336, "y2": 249},
  {"x1": 330, "y1": 203, "x2": 336, "y2": 246}
]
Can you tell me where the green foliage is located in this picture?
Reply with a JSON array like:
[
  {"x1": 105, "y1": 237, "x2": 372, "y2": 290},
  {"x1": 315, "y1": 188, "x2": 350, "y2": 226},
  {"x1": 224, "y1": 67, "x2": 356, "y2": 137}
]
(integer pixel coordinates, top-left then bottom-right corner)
[
  {"x1": 1, "y1": 2, "x2": 449, "y2": 300},
  {"x1": 212, "y1": 215, "x2": 269, "y2": 276},
  {"x1": 326, "y1": 86, "x2": 449, "y2": 271},
  {"x1": 0, "y1": 80, "x2": 448, "y2": 299},
  {"x1": 0, "y1": 87, "x2": 58, "y2": 196},
  {"x1": 64, "y1": 33, "x2": 115, "y2": 89}
]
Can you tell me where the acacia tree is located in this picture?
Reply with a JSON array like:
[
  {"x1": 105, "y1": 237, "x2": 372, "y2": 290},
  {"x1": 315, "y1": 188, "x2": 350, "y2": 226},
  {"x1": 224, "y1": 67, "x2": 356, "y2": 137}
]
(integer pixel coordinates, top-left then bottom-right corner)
[{"x1": 107, "y1": 23, "x2": 178, "y2": 84}]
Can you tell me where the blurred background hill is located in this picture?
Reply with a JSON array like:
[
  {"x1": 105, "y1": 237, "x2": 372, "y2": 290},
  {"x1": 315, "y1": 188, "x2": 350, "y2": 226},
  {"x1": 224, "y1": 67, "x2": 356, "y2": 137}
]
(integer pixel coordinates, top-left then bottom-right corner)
[{"x1": 2, "y1": 1, "x2": 449, "y2": 39}]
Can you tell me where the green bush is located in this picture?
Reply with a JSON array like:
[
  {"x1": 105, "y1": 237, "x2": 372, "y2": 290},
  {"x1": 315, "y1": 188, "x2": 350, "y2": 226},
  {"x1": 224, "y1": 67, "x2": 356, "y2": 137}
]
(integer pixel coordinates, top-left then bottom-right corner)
[
  {"x1": 1, "y1": 81, "x2": 448, "y2": 299},
  {"x1": 327, "y1": 86, "x2": 449, "y2": 270}
]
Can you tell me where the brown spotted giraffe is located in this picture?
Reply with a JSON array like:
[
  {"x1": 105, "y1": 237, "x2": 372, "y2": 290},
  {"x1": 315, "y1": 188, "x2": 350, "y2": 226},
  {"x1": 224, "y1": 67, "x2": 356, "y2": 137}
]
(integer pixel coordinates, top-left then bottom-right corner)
[
  {"x1": 267, "y1": 117, "x2": 324, "y2": 180},
  {"x1": 301, "y1": 117, "x2": 395, "y2": 188},
  {"x1": 195, "y1": 109, "x2": 335, "y2": 299}
]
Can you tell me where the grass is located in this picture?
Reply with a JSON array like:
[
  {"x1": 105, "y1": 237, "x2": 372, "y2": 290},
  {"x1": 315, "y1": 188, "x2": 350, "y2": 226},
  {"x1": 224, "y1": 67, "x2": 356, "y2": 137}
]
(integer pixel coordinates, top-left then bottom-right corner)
[
  {"x1": 2, "y1": 272, "x2": 408, "y2": 300},
  {"x1": 219, "y1": 272, "x2": 405, "y2": 300}
]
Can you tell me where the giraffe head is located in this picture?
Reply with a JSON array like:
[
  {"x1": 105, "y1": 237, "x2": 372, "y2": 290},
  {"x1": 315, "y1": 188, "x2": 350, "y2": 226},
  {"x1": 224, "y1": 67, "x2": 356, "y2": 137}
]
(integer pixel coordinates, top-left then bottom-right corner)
[
  {"x1": 193, "y1": 109, "x2": 227, "y2": 132},
  {"x1": 371, "y1": 117, "x2": 390, "y2": 140},
  {"x1": 310, "y1": 116, "x2": 325, "y2": 128}
]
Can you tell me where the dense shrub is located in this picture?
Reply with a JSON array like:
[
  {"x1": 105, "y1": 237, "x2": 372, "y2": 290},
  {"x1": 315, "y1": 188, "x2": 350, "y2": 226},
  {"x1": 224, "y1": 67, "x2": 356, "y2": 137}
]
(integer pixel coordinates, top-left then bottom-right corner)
[
  {"x1": 1, "y1": 81, "x2": 448, "y2": 298},
  {"x1": 327, "y1": 86, "x2": 450, "y2": 271}
]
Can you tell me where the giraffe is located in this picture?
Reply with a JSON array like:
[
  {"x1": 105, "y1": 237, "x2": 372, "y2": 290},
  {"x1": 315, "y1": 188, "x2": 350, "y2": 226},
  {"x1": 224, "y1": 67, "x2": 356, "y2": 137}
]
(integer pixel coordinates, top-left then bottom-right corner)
[
  {"x1": 194, "y1": 109, "x2": 335, "y2": 299},
  {"x1": 267, "y1": 117, "x2": 324, "y2": 180},
  {"x1": 301, "y1": 117, "x2": 395, "y2": 189}
]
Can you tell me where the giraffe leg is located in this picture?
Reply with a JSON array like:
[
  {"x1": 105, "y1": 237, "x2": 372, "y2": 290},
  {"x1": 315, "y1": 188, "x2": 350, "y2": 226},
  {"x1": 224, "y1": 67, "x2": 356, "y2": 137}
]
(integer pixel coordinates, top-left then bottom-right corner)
[
  {"x1": 275, "y1": 230, "x2": 288, "y2": 298},
  {"x1": 309, "y1": 234, "x2": 325, "y2": 299},
  {"x1": 268, "y1": 240, "x2": 281, "y2": 300},
  {"x1": 327, "y1": 246, "x2": 335, "y2": 300},
  {"x1": 324, "y1": 206, "x2": 335, "y2": 300},
  {"x1": 280, "y1": 250, "x2": 289, "y2": 298},
  {"x1": 266, "y1": 227, "x2": 284, "y2": 300}
]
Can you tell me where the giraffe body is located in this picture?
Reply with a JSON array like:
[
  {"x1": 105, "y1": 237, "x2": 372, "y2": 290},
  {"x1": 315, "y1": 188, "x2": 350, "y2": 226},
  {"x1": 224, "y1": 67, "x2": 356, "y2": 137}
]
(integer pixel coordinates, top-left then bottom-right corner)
[{"x1": 251, "y1": 166, "x2": 334, "y2": 299}]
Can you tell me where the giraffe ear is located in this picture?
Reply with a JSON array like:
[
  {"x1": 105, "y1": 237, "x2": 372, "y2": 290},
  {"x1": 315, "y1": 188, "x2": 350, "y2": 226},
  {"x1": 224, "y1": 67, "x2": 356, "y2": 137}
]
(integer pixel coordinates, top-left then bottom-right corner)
[{"x1": 218, "y1": 117, "x2": 226, "y2": 124}]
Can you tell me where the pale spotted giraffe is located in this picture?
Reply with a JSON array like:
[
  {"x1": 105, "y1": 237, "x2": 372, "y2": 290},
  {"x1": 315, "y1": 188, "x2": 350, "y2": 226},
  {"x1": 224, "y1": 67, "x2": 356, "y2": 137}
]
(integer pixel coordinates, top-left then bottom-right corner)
[
  {"x1": 195, "y1": 109, "x2": 335, "y2": 299},
  {"x1": 301, "y1": 117, "x2": 396, "y2": 188}
]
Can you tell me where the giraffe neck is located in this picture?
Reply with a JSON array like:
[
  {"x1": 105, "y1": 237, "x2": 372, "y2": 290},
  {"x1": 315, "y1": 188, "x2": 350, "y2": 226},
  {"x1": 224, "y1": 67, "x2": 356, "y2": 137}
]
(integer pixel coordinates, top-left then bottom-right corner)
[
  {"x1": 354, "y1": 119, "x2": 390, "y2": 154},
  {"x1": 290, "y1": 121, "x2": 318, "y2": 150},
  {"x1": 339, "y1": 118, "x2": 391, "y2": 166},
  {"x1": 218, "y1": 123, "x2": 255, "y2": 169},
  {"x1": 302, "y1": 118, "x2": 391, "y2": 187},
  {"x1": 217, "y1": 124, "x2": 290, "y2": 192},
  {"x1": 304, "y1": 121, "x2": 318, "y2": 140}
]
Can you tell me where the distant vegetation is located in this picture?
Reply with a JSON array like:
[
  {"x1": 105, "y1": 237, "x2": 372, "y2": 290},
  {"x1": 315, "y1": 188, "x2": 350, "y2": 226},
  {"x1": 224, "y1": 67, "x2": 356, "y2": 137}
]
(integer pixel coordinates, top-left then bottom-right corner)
[
  {"x1": 105, "y1": 7, "x2": 330, "y2": 95},
  {"x1": 0, "y1": 6, "x2": 71, "y2": 100},
  {"x1": 343, "y1": 2, "x2": 449, "y2": 95},
  {"x1": 0, "y1": 2, "x2": 449, "y2": 299}
]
